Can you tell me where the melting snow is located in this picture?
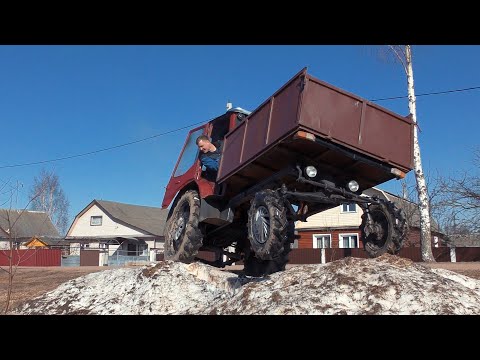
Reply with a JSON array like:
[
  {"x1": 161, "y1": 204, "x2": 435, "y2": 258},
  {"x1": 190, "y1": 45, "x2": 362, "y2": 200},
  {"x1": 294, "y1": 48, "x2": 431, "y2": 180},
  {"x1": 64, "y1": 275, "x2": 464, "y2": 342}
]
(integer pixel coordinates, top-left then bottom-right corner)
[{"x1": 14, "y1": 255, "x2": 480, "y2": 315}]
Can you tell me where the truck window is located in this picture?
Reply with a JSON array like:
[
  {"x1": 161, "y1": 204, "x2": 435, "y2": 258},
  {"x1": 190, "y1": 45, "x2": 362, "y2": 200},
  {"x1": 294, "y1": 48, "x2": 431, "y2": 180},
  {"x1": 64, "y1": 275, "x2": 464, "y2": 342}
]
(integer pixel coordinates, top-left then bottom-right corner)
[{"x1": 173, "y1": 128, "x2": 204, "y2": 177}]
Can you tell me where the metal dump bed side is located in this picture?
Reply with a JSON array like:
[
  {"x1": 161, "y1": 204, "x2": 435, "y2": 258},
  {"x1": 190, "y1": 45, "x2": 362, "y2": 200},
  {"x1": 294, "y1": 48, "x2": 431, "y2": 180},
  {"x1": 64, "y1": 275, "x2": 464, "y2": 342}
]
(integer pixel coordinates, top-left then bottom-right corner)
[
  {"x1": 299, "y1": 73, "x2": 413, "y2": 173},
  {"x1": 216, "y1": 68, "x2": 414, "y2": 194}
]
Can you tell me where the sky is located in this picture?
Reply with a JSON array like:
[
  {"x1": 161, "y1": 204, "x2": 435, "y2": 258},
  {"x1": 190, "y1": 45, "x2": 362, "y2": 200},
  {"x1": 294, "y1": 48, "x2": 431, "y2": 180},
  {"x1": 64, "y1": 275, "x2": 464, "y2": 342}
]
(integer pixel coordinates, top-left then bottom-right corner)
[{"x1": 0, "y1": 45, "x2": 479, "y2": 229}]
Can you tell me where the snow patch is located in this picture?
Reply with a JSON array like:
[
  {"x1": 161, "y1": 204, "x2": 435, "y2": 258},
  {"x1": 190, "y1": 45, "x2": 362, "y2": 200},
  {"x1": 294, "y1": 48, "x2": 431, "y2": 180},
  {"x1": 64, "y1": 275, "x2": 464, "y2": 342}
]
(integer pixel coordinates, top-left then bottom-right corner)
[{"x1": 14, "y1": 255, "x2": 480, "y2": 315}]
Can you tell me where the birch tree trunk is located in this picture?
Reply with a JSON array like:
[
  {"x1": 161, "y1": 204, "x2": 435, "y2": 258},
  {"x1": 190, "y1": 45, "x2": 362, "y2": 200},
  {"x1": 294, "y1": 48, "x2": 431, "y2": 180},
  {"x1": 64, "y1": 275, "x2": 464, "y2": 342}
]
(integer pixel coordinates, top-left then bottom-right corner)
[{"x1": 405, "y1": 45, "x2": 435, "y2": 262}]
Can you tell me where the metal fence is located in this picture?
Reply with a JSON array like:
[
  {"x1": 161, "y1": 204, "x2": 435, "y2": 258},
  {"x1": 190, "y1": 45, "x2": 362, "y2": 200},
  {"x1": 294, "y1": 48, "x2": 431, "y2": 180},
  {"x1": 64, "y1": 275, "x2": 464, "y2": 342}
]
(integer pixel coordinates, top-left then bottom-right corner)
[
  {"x1": 0, "y1": 249, "x2": 61, "y2": 266},
  {"x1": 108, "y1": 249, "x2": 150, "y2": 267},
  {"x1": 60, "y1": 247, "x2": 155, "y2": 267}
]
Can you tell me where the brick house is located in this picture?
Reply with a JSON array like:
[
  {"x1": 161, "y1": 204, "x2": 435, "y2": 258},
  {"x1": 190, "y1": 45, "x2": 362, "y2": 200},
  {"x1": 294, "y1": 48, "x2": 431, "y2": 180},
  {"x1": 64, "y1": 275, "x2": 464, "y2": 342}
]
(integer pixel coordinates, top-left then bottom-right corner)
[{"x1": 294, "y1": 187, "x2": 445, "y2": 250}]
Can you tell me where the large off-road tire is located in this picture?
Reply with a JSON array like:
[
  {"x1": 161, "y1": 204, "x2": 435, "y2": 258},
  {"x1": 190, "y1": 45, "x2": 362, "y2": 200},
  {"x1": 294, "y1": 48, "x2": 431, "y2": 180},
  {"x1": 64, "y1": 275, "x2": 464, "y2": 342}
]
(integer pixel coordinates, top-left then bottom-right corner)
[
  {"x1": 243, "y1": 220, "x2": 294, "y2": 277},
  {"x1": 360, "y1": 200, "x2": 408, "y2": 257},
  {"x1": 392, "y1": 204, "x2": 409, "y2": 251},
  {"x1": 247, "y1": 189, "x2": 289, "y2": 260},
  {"x1": 164, "y1": 190, "x2": 203, "y2": 262},
  {"x1": 243, "y1": 246, "x2": 291, "y2": 277}
]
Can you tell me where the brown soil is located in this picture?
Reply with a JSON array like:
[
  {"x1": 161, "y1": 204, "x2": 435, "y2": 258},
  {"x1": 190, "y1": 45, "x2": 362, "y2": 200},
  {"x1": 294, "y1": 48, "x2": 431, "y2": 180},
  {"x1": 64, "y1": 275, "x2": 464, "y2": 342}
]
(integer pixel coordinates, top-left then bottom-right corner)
[
  {"x1": 420, "y1": 262, "x2": 480, "y2": 280},
  {"x1": 1, "y1": 261, "x2": 479, "y2": 314},
  {"x1": 0, "y1": 266, "x2": 110, "y2": 314}
]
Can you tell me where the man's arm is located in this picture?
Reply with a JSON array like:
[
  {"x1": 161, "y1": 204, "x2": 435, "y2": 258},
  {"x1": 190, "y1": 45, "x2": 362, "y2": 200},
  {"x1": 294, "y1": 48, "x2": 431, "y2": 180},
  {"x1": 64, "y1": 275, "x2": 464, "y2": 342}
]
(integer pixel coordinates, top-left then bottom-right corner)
[{"x1": 200, "y1": 156, "x2": 219, "y2": 172}]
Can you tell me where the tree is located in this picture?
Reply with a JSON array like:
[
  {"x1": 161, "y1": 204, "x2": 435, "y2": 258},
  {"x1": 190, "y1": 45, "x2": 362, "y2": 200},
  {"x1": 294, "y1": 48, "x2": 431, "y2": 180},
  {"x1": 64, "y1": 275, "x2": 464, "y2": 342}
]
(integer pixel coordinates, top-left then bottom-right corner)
[
  {"x1": 436, "y1": 146, "x2": 480, "y2": 237},
  {"x1": 387, "y1": 45, "x2": 435, "y2": 261},
  {"x1": 1, "y1": 180, "x2": 45, "y2": 314},
  {"x1": 29, "y1": 169, "x2": 70, "y2": 236},
  {"x1": 398, "y1": 147, "x2": 480, "y2": 247}
]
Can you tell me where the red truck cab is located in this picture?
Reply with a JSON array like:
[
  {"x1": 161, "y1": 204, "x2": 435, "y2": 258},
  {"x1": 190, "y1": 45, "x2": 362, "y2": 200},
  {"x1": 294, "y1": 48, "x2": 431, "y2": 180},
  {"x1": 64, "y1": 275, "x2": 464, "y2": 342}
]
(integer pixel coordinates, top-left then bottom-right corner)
[{"x1": 162, "y1": 108, "x2": 250, "y2": 209}]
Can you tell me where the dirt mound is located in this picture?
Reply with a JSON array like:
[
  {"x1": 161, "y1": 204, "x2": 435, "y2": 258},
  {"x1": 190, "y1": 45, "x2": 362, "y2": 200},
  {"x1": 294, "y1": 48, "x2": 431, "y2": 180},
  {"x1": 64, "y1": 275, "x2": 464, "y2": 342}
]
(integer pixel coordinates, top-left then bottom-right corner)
[
  {"x1": 15, "y1": 262, "x2": 241, "y2": 315},
  {"x1": 14, "y1": 255, "x2": 480, "y2": 315}
]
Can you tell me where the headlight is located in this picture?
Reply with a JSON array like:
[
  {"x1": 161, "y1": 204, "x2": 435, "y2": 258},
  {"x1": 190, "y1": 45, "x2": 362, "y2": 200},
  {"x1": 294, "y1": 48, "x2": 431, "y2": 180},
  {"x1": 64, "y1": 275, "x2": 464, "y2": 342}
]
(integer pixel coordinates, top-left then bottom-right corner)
[
  {"x1": 348, "y1": 180, "x2": 359, "y2": 192},
  {"x1": 305, "y1": 166, "x2": 317, "y2": 178}
]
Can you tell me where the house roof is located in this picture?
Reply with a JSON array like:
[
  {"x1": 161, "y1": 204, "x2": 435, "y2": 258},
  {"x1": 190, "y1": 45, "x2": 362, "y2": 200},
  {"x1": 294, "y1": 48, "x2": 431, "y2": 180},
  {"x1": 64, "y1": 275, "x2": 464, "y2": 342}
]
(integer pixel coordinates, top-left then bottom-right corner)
[
  {"x1": 24, "y1": 236, "x2": 65, "y2": 246},
  {"x1": 0, "y1": 209, "x2": 60, "y2": 239},
  {"x1": 445, "y1": 233, "x2": 480, "y2": 247},
  {"x1": 363, "y1": 187, "x2": 442, "y2": 233},
  {"x1": 70, "y1": 200, "x2": 169, "y2": 237}
]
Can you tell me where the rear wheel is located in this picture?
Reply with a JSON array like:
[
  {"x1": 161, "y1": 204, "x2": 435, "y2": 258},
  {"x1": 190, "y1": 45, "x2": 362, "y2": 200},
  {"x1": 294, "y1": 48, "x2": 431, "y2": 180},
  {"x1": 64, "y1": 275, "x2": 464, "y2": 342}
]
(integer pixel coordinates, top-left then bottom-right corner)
[
  {"x1": 361, "y1": 200, "x2": 407, "y2": 257},
  {"x1": 164, "y1": 190, "x2": 203, "y2": 262}
]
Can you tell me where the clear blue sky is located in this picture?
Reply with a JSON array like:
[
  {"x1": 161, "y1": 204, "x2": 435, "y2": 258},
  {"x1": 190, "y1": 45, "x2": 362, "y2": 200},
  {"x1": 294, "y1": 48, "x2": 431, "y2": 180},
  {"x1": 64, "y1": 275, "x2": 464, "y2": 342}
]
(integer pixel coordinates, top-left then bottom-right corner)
[{"x1": 0, "y1": 45, "x2": 479, "y2": 227}]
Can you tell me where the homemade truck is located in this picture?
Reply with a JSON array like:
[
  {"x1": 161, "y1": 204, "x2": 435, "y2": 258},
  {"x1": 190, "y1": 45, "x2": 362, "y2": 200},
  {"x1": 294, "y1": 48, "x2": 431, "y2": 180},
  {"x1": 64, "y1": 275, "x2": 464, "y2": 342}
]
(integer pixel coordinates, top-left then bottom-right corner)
[{"x1": 161, "y1": 68, "x2": 412, "y2": 276}]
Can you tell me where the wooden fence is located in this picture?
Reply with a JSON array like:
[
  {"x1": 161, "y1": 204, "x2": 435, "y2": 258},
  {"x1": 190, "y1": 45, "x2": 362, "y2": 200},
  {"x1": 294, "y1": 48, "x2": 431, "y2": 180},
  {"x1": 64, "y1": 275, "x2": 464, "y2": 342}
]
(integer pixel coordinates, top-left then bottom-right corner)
[{"x1": 288, "y1": 247, "x2": 480, "y2": 264}]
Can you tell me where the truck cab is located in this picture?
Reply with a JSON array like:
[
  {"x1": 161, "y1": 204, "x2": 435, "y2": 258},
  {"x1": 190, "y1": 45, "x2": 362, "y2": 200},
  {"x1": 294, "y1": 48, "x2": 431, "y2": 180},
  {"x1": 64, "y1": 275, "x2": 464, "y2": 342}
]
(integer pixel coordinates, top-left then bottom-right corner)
[{"x1": 162, "y1": 107, "x2": 251, "y2": 209}]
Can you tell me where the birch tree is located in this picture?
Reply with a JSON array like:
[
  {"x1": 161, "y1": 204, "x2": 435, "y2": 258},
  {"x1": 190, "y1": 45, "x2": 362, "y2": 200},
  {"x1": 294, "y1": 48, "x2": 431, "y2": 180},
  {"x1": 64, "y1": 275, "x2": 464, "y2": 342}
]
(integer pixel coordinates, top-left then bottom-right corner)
[
  {"x1": 388, "y1": 45, "x2": 435, "y2": 261},
  {"x1": 29, "y1": 169, "x2": 70, "y2": 236}
]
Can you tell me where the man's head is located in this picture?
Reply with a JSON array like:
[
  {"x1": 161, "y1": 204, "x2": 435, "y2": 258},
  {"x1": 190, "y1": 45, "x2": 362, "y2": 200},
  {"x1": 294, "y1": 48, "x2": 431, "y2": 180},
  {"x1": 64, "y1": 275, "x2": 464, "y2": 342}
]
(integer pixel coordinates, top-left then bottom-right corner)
[{"x1": 196, "y1": 135, "x2": 214, "y2": 153}]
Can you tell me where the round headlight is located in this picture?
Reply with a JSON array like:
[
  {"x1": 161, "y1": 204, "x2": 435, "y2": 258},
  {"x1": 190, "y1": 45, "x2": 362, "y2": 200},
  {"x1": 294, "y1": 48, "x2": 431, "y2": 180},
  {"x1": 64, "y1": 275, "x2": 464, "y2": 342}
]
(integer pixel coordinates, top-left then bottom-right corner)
[
  {"x1": 305, "y1": 166, "x2": 317, "y2": 178},
  {"x1": 348, "y1": 180, "x2": 359, "y2": 192}
]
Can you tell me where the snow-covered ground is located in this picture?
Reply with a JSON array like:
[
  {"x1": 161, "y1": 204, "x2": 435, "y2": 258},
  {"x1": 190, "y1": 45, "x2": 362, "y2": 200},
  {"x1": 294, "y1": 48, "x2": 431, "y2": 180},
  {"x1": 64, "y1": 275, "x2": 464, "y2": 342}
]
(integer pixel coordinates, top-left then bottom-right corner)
[{"x1": 14, "y1": 255, "x2": 480, "y2": 315}]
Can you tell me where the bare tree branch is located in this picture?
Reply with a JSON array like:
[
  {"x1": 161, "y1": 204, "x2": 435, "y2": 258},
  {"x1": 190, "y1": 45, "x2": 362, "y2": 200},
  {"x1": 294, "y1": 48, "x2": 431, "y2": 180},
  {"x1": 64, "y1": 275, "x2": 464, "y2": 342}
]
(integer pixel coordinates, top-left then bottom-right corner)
[
  {"x1": 29, "y1": 168, "x2": 69, "y2": 236},
  {"x1": 387, "y1": 45, "x2": 408, "y2": 75},
  {"x1": 1, "y1": 180, "x2": 47, "y2": 314}
]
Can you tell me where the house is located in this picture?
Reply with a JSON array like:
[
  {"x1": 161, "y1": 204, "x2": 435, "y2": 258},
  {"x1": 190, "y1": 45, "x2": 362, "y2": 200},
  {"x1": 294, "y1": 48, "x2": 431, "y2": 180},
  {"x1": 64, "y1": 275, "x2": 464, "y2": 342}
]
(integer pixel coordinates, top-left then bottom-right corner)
[
  {"x1": 294, "y1": 187, "x2": 446, "y2": 250},
  {"x1": 23, "y1": 236, "x2": 68, "y2": 248},
  {"x1": 443, "y1": 233, "x2": 480, "y2": 262},
  {"x1": 446, "y1": 233, "x2": 480, "y2": 247},
  {"x1": 0, "y1": 209, "x2": 61, "y2": 249},
  {"x1": 65, "y1": 200, "x2": 169, "y2": 259}
]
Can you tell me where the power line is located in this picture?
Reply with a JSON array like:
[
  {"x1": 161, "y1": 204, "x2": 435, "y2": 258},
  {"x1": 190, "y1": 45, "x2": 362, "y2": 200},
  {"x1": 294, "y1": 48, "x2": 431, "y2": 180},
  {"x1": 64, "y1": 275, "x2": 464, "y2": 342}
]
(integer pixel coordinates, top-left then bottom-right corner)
[
  {"x1": 0, "y1": 121, "x2": 205, "y2": 170},
  {"x1": 370, "y1": 85, "x2": 480, "y2": 102},
  {"x1": 2, "y1": 84, "x2": 480, "y2": 170}
]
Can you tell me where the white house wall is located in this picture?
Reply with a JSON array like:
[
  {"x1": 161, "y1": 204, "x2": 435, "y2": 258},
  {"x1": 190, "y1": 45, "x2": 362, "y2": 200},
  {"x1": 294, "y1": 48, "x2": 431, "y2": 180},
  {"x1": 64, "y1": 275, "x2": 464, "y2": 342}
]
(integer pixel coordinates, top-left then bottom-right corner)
[
  {"x1": 68, "y1": 204, "x2": 148, "y2": 237},
  {"x1": 295, "y1": 205, "x2": 363, "y2": 230}
]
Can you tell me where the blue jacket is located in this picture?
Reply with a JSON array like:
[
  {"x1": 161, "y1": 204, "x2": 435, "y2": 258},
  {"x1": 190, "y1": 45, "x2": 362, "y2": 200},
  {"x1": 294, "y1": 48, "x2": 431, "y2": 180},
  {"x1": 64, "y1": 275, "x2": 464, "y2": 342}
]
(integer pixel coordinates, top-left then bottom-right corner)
[{"x1": 200, "y1": 155, "x2": 219, "y2": 171}]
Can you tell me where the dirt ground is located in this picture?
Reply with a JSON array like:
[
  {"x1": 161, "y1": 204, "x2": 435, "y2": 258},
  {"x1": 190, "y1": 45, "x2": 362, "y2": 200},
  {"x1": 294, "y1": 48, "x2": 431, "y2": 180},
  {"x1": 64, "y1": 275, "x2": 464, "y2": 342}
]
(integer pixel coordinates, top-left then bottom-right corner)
[
  {"x1": 0, "y1": 266, "x2": 110, "y2": 314},
  {"x1": 1, "y1": 262, "x2": 480, "y2": 314}
]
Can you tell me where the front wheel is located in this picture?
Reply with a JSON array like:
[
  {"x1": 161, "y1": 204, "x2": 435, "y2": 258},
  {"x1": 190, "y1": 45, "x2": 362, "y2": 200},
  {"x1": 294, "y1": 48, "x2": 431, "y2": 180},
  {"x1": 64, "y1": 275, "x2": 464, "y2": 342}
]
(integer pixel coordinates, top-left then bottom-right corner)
[
  {"x1": 243, "y1": 220, "x2": 294, "y2": 277},
  {"x1": 247, "y1": 189, "x2": 288, "y2": 260},
  {"x1": 243, "y1": 246, "x2": 291, "y2": 277},
  {"x1": 164, "y1": 190, "x2": 203, "y2": 262}
]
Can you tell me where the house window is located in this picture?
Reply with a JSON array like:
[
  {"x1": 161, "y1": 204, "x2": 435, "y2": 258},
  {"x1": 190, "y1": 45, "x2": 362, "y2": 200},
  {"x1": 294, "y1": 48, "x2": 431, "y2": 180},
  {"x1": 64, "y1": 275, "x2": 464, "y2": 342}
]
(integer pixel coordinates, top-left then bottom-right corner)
[
  {"x1": 90, "y1": 216, "x2": 103, "y2": 226},
  {"x1": 341, "y1": 203, "x2": 356, "y2": 213},
  {"x1": 313, "y1": 234, "x2": 332, "y2": 248},
  {"x1": 339, "y1": 234, "x2": 359, "y2": 248}
]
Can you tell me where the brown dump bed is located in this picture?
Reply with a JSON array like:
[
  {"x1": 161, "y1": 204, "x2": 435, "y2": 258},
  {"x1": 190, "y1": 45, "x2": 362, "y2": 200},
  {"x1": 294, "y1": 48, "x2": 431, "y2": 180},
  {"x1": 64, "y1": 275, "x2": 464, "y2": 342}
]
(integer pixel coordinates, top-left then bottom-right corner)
[{"x1": 217, "y1": 68, "x2": 414, "y2": 194}]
